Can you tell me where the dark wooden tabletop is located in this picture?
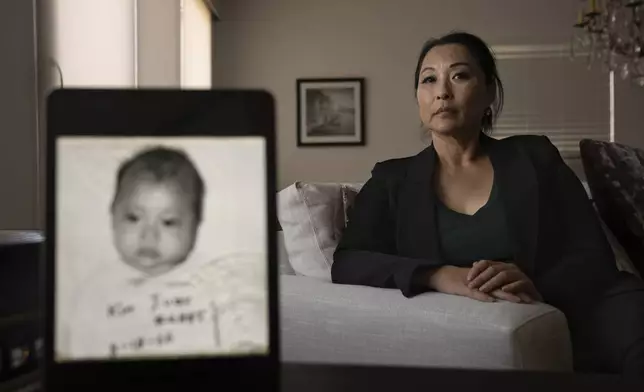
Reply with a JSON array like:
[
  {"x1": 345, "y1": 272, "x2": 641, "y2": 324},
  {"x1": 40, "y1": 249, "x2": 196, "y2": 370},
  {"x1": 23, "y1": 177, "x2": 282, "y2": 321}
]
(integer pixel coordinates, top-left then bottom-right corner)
[
  {"x1": 3, "y1": 364, "x2": 643, "y2": 392},
  {"x1": 281, "y1": 363, "x2": 643, "y2": 392}
]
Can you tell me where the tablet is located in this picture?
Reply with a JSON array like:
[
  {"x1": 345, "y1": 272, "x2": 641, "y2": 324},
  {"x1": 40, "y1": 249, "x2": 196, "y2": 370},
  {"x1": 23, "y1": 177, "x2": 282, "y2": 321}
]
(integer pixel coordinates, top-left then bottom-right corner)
[{"x1": 44, "y1": 89, "x2": 278, "y2": 391}]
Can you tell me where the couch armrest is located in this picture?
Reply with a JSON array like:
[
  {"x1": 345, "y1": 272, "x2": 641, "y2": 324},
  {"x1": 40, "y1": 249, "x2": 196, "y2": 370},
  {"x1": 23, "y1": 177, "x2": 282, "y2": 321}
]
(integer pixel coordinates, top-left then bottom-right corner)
[{"x1": 280, "y1": 275, "x2": 572, "y2": 371}]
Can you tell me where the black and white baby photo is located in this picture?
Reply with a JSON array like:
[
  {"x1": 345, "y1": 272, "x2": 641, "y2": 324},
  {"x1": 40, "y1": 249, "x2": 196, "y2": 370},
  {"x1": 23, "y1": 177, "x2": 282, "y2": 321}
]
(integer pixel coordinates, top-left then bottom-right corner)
[{"x1": 55, "y1": 137, "x2": 269, "y2": 361}]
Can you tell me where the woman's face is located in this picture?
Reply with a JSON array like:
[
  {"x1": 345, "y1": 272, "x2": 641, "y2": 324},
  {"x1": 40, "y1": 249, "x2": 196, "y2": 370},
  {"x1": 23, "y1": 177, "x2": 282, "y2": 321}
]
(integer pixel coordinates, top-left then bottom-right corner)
[{"x1": 416, "y1": 43, "x2": 493, "y2": 137}]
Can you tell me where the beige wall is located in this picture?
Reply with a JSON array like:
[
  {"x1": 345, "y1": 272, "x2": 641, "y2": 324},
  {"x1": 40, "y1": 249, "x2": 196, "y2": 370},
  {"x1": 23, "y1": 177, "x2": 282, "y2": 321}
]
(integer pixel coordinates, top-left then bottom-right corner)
[
  {"x1": 614, "y1": 77, "x2": 644, "y2": 149},
  {"x1": 0, "y1": 0, "x2": 39, "y2": 229},
  {"x1": 212, "y1": 0, "x2": 586, "y2": 189}
]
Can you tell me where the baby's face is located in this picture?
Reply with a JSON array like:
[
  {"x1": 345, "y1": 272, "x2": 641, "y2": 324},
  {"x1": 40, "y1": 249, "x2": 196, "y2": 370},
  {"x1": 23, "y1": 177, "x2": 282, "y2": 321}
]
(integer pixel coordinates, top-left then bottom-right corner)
[{"x1": 111, "y1": 178, "x2": 199, "y2": 276}]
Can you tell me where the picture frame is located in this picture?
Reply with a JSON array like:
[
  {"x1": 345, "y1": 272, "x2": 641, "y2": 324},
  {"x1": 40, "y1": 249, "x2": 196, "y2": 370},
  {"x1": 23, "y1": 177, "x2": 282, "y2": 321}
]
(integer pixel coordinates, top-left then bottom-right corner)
[{"x1": 296, "y1": 78, "x2": 365, "y2": 146}]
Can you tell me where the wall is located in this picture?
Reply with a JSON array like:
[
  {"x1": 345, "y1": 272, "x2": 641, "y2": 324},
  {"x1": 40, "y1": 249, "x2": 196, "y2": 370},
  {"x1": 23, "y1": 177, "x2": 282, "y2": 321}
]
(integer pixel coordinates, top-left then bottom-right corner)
[
  {"x1": 614, "y1": 77, "x2": 644, "y2": 149},
  {"x1": 212, "y1": 0, "x2": 585, "y2": 189},
  {"x1": 0, "y1": 0, "x2": 39, "y2": 229}
]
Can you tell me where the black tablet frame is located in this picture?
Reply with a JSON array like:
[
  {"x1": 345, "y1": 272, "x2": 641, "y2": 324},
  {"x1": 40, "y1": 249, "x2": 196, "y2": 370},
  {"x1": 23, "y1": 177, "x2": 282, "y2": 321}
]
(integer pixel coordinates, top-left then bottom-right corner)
[{"x1": 43, "y1": 89, "x2": 278, "y2": 392}]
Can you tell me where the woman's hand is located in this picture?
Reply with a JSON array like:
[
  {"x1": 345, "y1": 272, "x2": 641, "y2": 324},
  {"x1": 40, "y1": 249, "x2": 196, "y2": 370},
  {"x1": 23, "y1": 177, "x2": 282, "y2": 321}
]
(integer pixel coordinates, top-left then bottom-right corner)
[
  {"x1": 427, "y1": 265, "x2": 527, "y2": 303},
  {"x1": 467, "y1": 260, "x2": 543, "y2": 303}
]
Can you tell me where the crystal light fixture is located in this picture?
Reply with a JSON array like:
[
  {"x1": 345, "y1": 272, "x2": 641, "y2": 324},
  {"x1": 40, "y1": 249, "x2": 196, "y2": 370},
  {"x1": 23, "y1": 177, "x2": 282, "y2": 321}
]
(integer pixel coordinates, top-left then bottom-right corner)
[{"x1": 571, "y1": 0, "x2": 644, "y2": 86}]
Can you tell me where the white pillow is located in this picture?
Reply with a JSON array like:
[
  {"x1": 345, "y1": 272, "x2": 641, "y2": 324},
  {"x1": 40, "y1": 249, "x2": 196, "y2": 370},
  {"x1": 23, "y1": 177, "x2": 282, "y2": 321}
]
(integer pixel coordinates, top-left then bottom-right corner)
[{"x1": 277, "y1": 182, "x2": 362, "y2": 281}]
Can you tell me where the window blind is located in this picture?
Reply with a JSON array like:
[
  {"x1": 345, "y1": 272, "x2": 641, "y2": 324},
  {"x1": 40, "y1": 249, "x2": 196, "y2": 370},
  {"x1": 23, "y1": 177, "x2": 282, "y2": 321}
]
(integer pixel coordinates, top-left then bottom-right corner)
[
  {"x1": 181, "y1": 0, "x2": 213, "y2": 89},
  {"x1": 492, "y1": 45, "x2": 610, "y2": 158}
]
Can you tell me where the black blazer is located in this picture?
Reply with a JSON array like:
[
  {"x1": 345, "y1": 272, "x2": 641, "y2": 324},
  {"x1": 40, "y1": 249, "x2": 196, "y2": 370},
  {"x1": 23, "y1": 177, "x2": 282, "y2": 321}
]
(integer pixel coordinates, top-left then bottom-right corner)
[{"x1": 332, "y1": 134, "x2": 621, "y2": 315}]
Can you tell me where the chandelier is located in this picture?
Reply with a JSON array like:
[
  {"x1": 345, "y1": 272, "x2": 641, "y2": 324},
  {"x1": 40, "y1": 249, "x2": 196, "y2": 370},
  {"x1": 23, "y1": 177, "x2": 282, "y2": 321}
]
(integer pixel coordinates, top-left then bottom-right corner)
[{"x1": 571, "y1": 0, "x2": 644, "y2": 86}]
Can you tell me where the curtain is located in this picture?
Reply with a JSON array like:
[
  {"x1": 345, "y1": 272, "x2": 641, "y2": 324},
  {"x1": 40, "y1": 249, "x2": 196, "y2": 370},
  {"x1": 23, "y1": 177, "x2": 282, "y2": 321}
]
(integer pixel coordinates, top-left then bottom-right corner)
[{"x1": 492, "y1": 45, "x2": 610, "y2": 158}]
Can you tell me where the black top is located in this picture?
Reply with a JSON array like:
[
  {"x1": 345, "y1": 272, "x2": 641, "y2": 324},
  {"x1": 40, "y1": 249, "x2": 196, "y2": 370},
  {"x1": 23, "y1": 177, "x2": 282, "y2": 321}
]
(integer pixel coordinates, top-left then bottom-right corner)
[
  {"x1": 436, "y1": 177, "x2": 513, "y2": 267},
  {"x1": 332, "y1": 134, "x2": 621, "y2": 316}
]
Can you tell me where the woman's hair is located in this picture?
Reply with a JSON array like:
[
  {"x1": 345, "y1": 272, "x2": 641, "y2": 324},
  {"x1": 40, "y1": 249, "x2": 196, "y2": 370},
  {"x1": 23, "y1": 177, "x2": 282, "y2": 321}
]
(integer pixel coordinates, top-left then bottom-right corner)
[{"x1": 414, "y1": 31, "x2": 504, "y2": 134}]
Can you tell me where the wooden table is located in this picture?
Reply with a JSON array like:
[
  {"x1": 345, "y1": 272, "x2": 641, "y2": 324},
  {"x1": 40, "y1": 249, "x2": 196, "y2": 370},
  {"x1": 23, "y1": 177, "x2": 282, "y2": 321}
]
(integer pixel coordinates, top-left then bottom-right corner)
[
  {"x1": 4, "y1": 364, "x2": 642, "y2": 392},
  {"x1": 281, "y1": 363, "x2": 642, "y2": 392}
]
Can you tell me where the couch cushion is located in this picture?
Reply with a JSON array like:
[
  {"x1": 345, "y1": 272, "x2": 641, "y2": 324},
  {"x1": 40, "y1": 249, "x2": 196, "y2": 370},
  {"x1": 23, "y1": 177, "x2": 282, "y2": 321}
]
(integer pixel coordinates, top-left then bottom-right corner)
[
  {"x1": 580, "y1": 139, "x2": 644, "y2": 278},
  {"x1": 280, "y1": 275, "x2": 572, "y2": 371},
  {"x1": 277, "y1": 182, "x2": 362, "y2": 280},
  {"x1": 277, "y1": 231, "x2": 296, "y2": 276},
  {"x1": 596, "y1": 210, "x2": 641, "y2": 277},
  {"x1": 341, "y1": 185, "x2": 359, "y2": 228}
]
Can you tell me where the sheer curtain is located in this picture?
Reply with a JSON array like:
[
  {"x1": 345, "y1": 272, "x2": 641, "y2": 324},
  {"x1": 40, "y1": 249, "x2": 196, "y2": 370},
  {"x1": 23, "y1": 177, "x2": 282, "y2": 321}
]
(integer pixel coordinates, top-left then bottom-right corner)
[
  {"x1": 181, "y1": 0, "x2": 213, "y2": 89},
  {"x1": 47, "y1": 0, "x2": 136, "y2": 88},
  {"x1": 492, "y1": 45, "x2": 611, "y2": 159},
  {"x1": 37, "y1": 0, "x2": 216, "y2": 227},
  {"x1": 45, "y1": 0, "x2": 214, "y2": 89}
]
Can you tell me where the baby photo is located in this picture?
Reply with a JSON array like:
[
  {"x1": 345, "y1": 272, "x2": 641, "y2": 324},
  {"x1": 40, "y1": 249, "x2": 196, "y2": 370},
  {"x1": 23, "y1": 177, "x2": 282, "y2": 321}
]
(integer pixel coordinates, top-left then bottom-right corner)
[{"x1": 55, "y1": 137, "x2": 269, "y2": 361}]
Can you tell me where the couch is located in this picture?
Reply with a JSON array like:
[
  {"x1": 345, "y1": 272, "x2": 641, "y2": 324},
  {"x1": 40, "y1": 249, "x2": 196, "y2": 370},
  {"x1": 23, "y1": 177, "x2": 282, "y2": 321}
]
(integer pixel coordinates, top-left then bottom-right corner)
[
  {"x1": 278, "y1": 230, "x2": 573, "y2": 371},
  {"x1": 276, "y1": 178, "x2": 641, "y2": 372}
]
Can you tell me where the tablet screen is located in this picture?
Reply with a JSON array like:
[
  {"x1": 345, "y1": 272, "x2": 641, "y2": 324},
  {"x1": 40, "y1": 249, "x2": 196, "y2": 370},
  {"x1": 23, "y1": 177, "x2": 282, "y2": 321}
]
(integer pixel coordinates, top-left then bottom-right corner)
[{"x1": 54, "y1": 136, "x2": 269, "y2": 361}]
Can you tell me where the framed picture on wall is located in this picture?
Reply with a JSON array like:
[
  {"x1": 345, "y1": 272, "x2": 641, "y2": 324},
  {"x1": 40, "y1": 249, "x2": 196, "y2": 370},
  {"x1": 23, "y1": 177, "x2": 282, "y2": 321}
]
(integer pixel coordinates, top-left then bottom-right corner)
[{"x1": 296, "y1": 78, "x2": 365, "y2": 146}]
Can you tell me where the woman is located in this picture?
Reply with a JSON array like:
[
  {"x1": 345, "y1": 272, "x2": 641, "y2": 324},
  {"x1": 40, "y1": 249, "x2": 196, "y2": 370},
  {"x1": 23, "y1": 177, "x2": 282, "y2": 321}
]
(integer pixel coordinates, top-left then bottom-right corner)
[{"x1": 332, "y1": 31, "x2": 644, "y2": 380}]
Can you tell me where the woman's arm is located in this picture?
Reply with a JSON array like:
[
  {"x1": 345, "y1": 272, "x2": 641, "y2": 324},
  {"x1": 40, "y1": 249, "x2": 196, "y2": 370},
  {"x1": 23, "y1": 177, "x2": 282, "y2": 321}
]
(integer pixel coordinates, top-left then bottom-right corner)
[
  {"x1": 531, "y1": 137, "x2": 619, "y2": 314},
  {"x1": 332, "y1": 163, "x2": 444, "y2": 298}
]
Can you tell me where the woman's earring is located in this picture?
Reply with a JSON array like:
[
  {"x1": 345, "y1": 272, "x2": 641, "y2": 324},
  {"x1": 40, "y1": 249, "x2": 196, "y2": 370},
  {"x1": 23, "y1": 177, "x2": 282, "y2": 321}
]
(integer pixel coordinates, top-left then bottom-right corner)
[{"x1": 483, "y1": 108, "x2": 493, "y2": 123}]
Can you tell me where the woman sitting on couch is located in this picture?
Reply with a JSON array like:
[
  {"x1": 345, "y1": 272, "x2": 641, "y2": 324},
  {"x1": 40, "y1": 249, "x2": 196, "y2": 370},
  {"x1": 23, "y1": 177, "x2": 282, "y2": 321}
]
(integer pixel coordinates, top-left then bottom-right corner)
[{"x1": 332, "y1": 31, "x2": 644, "y2": 380}]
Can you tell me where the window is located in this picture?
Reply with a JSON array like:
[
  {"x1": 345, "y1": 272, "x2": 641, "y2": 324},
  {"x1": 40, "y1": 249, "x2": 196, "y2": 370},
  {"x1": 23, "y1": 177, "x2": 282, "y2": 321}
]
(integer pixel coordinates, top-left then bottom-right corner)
[
  {"x1": 180, "y1": 0, "x2": 213, "y2": 89},
  {"x1": 492, "y1": 45, "x2": 611, "y2": 158},
  {"x1": 50, "y1": 0, "x2": 215, "y2": 89},
  {"x1": 50, "y1": 0, "x2": 136, "y2": 88}
]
